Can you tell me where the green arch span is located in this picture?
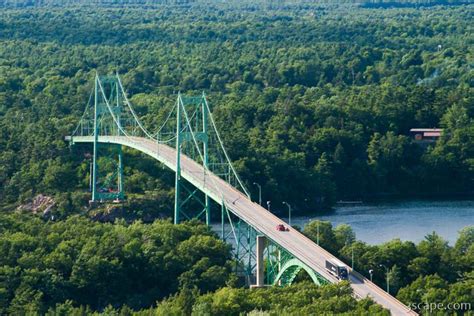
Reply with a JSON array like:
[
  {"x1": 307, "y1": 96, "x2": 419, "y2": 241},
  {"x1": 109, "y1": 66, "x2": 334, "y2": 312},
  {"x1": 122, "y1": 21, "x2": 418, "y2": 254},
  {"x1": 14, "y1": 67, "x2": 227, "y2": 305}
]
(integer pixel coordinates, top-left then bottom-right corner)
[{"x1": 273, "y1": 258, "x2": 326, "y2": 287}]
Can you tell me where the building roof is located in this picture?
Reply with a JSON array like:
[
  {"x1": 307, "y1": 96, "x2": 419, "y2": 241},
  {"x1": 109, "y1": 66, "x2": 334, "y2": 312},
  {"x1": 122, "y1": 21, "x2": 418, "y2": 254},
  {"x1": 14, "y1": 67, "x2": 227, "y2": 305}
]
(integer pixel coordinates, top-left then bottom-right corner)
[
  {"x1": 410, "y1": 128, "x2": 443, "y2": 132},
  {"x1": 424, "y1": 132, "x2": 442, "y2": 137}
]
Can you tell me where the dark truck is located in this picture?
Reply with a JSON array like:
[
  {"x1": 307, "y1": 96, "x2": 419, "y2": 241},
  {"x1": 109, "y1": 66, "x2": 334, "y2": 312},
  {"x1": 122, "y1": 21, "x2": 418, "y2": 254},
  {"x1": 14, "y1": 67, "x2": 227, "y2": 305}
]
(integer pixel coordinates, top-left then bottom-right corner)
[{"x1": 325, "y1": 258, "x2": 349, "y2": 280}]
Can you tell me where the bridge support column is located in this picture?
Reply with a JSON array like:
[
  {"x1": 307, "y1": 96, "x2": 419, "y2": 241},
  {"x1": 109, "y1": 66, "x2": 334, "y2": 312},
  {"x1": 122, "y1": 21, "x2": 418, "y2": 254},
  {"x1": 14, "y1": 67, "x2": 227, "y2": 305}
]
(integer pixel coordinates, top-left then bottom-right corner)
[
  {"x1": 116, "y1": 145, "x2": 124, "y2": 201},
  {"x1": 277, "y1": 250, "x2": 282, "y2": 286},
  {"x1": 91, "y1": 75, "x2": 99, "y2": 202},
  {"x1": 253, "y1": 235, "x2": 266, "y2": 287},
  {"x1": 174, "y1": 94, "x2": 182, "y2": 225},
  {"x1": 202, "y1": 92, "x2": 211, "y2": 226},
  {"x1": 221, "y1": 203, "x2": 225, "y2": 240}
]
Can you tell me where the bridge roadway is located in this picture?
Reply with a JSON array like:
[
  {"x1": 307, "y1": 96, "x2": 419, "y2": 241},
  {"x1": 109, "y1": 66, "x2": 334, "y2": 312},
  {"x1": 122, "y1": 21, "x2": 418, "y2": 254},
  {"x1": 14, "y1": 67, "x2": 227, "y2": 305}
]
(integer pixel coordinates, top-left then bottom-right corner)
[{"x1": 69, "y1": 135, "x2": 416, "y2": 316}]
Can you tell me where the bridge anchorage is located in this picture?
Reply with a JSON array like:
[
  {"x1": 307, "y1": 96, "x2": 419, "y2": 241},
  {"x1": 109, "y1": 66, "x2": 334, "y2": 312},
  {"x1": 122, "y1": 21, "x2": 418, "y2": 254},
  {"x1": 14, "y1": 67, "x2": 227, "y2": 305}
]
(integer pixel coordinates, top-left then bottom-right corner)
[{"x1": 67, "y1": 73, "x2": 416, "y2": 315}]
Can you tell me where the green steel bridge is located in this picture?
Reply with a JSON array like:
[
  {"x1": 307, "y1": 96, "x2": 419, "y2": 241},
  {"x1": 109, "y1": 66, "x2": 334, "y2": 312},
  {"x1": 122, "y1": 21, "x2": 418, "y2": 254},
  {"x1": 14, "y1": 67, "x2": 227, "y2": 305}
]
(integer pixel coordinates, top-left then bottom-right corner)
[{"x1": 66, "y1": 74, "x2": 417, "y2": 316}]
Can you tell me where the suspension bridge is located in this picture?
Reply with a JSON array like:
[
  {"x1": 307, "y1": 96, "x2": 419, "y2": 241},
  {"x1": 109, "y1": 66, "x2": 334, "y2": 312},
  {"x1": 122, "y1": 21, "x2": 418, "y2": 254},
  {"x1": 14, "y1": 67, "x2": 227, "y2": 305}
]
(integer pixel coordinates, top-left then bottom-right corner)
[{"x1": 66, "y1": 74, "x2": 417, "y2": 315}]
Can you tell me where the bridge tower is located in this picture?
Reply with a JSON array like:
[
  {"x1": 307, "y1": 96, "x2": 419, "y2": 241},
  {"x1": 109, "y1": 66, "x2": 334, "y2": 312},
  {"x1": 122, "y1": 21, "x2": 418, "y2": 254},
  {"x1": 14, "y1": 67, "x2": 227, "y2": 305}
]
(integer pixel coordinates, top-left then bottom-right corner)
[
  {"x1": 173, "y1": 93, "x2": 211, "y2": 225},
  {"x1": 91, "y1": 75, "x2": 125, "y2": 203},
  {"x1": 76, "y1": 74, "x2": 127, "y2": 203}
]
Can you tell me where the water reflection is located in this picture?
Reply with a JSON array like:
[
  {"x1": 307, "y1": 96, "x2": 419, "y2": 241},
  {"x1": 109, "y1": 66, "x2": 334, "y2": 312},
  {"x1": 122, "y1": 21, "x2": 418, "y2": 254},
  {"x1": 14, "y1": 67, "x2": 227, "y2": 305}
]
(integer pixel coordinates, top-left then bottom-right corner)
[{"x1": 290, "y1": 200, "x2": 474, "y2": 245}]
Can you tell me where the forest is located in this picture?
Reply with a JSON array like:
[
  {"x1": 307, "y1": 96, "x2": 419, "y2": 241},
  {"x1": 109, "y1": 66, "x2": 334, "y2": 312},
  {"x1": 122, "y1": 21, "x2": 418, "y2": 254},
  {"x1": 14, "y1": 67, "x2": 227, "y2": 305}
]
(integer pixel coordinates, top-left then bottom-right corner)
[
  {"x1": 0, "y1": 2, "x2": 473, "y2": 214},
  {"x1": 0, "y1": 214, "x2": 472, "y2": 314},
  {"x1": 1, "y1": 0, "x2": 472, "y2": 9},
  {"x1": 0, "y1": 1, "x2": 473, "y2": 314}
]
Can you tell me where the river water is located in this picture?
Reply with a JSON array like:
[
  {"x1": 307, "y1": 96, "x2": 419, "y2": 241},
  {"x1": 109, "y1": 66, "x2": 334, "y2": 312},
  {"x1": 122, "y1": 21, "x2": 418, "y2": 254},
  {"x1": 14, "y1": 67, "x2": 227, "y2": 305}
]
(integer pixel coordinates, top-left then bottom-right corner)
[{"x1": 288, "y1": 200, "x2": 474, "y2": 245}]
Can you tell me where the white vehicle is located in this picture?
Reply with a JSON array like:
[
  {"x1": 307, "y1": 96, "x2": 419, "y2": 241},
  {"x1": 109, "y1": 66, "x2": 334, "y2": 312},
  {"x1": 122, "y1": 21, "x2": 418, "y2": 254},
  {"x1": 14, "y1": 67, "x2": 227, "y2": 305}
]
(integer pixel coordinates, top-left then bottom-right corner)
[{"x1": 326, "y1": 258, "x2": 349, "y2": 280}]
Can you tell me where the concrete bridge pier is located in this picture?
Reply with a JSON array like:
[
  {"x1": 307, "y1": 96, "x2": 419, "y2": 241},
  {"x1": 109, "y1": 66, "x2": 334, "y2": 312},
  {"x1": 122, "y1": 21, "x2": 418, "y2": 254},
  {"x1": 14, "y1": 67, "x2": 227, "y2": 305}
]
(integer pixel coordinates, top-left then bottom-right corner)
[{"x1": 251, "y1": 235, "x2": 267, "y2": 288}]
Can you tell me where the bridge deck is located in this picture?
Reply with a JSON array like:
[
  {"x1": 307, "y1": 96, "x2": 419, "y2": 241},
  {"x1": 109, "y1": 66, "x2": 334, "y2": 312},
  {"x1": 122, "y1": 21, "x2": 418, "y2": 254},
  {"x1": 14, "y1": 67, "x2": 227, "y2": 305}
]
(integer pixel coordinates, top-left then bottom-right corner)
[{"x1": 69, "y1": 135, "x2": 416, "y2": 316}]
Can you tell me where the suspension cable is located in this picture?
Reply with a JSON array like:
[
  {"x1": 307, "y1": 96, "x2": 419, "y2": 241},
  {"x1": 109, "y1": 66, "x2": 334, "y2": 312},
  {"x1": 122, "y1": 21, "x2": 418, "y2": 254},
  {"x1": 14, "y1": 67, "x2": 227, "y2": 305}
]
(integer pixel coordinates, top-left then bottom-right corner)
[
  {"x1": 152, "y1": 101, "x2": 177, "y2": 137},
  {"x1": 116, "y1": 73, "x2": 155, "y2": 139},
  {"x1": 72, "y1": 88, "x2": 94, "y2": 136},
  {"x1": 97, "y1": 76, "x2": 134, "y2": 139},
  {"x1": 203, "y1": 96, "x2": 250, "y2": 198}
]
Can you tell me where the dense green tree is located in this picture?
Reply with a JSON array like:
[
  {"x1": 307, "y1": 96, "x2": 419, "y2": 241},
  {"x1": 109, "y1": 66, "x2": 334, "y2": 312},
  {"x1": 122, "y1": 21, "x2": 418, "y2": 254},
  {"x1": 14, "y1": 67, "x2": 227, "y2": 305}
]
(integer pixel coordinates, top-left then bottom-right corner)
[
  {"x1": 0, "y1": 214, "x2": 234, "y2": 314},
  {"x1": 303, "y1": 220, "x2": 339, "y2": 254},
  {"x1": 334, "y1": 223, "x2": 356, "y2": 250},
  {"x1": 397, "y1": 275, "x2": 449, "y2": 312},
  {"x1": 408, "y1": 232, "x2": 454, "y2": 281}
]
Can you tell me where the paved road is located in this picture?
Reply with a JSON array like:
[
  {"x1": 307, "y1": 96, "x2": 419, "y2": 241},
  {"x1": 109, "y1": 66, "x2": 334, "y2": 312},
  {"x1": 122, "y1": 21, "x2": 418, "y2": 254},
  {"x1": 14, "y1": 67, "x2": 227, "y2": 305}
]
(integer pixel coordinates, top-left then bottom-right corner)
[{"x1": 69, "y1": 135, "x2": 417, "y2": 316}]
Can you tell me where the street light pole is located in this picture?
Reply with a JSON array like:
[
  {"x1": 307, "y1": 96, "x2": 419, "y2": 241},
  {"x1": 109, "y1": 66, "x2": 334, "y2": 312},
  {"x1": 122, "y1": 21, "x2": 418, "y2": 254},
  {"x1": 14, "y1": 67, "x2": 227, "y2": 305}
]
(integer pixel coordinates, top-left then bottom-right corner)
[
  {"x1": 379, "y1": 264, "x2": 390, "y2": 294},
  {"x1": 345, "y1": 240, "x2": 354, "y2": 269},
  {"x1": 369, "y1": 269, "x2": 374, "y2": 282},
  {"x1": 316, "y1": 221, "x2": 320, "y2": 245},
  {"x1": 266, "y1": 200, "x2": 271, "y2": 212},
  {"x1": 282, "y1": 201, "x2": 292, "y2": 226},
  {"x1": 253, "y1": 182, "x2": 262, "y2": 206},
  {"x1": 352, "y1": 244, "x2": 354, "y2": 269}
]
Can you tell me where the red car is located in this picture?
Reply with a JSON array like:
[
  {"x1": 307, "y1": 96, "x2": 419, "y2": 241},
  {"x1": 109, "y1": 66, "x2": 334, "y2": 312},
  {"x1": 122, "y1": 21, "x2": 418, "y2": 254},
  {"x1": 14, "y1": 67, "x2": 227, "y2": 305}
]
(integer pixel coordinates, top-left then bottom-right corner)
[{"x1": 276, "y1": 224, "x2": 289, "y2": 232}]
